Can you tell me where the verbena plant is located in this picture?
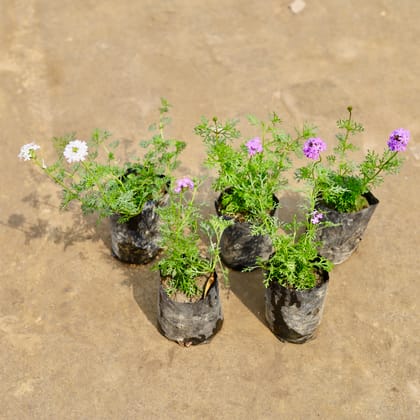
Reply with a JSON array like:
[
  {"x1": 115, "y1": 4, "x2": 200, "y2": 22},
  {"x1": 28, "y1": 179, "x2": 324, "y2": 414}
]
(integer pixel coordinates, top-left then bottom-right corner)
[
  {"x1": 248, "y1": 200, "x2": 333, "y2": 290},
  {"x1": 154, "y1": 177, "x2": 233, "y2": 298},
  {"x1": 18, "y1": 99, "x2": 186, "y2": 222},
  {"x1": 295, "y1": 107, "x2": 410, "y2": 213},
  {"x1": 195, "y1": 114, "x2": 316, "y2": 224}
]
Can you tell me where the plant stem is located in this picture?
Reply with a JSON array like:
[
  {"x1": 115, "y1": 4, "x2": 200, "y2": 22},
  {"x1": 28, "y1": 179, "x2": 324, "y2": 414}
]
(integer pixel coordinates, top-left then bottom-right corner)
[
  {"x1": 34, "y1": 158, "x2": 77, "y2": 196},
  {"x1": 80, "y1": 160, "x2": 114, "y2": 210},
  {"x1": 338, "y1": 111, "x2": 352, "y2": 177},
  {"x1": 362, "y1": 151, "x2": 398, "y2": 190}
]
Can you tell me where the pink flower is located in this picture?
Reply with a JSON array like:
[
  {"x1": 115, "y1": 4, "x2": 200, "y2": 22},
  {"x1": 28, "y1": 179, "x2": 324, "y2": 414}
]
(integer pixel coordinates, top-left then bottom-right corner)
[
  {"x1": 246, "y1": 137, "x2": 263, "y2": 156},
  {"x1": 311, "y1": 210, "x2": 324, "y2": 225},
  {"x1": 303, "y1": 138, "x2": 327, "y2": 160},
  {"x1": 387, "y1": 128, "x2": 410, "y2": 152},
  {"x1": 174, "y1": 177, "x2": 194, "y2": 193}
]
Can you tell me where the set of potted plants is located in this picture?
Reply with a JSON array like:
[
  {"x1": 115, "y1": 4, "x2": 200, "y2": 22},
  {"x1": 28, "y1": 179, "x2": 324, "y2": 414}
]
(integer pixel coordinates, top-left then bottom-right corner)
[{"x1": 19, "y1": 100, "x2": 410, "y2": 345}]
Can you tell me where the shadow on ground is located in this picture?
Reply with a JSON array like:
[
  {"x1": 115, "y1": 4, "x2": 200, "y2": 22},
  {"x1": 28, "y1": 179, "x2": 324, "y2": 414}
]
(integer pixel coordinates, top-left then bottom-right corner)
[
  {"x1": 3, "y1": 191, "x2": 109, "y2": 249},
  {"x1": 228, "y1": 267, "x2": 267, "y2": 325},
  {"x1": 120, "y1": 262, "x2": 160, "y2": 328}
]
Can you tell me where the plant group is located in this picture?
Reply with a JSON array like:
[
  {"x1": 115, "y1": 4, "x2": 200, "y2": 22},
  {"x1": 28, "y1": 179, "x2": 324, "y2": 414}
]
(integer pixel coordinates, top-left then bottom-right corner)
[{"x1": 19, "y1": 103, "x2": 410, "y2": 297}]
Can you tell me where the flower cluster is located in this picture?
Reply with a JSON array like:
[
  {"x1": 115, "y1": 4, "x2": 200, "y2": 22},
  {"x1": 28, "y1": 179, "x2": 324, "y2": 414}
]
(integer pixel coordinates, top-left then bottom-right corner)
[{"x1": 19, "y1": 139, "x2": 90, "y2": 165}]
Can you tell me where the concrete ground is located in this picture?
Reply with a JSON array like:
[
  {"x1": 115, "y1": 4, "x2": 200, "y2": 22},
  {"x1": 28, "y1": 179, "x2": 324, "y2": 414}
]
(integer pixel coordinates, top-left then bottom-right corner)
[{"x1": 1, "y1": 1, "x2": 419, "y2": 418}]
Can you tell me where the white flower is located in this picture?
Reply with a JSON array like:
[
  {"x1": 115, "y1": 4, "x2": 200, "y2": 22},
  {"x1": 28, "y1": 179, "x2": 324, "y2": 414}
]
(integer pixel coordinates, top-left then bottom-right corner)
[
  {"x1": 18, "y1": 142, "x2": 41, "y2": 161},
  {"x1": 63, "y1": 140, "x2": 88, "y2": 163}
]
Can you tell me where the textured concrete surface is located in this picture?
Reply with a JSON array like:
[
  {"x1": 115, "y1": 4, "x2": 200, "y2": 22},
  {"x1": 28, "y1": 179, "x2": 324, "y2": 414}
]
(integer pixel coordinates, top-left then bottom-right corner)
[{"x1": 1, "y1": 1, "x2": 419, "y2": 418}]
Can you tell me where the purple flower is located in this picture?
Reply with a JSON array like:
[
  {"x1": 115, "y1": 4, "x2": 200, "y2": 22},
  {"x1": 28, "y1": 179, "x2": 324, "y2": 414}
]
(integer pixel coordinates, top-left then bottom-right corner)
[
  {"x1": 174, "y1": 177, "x2": 194, "y2": 193},
  {"x1": 310, "y1": 210, "x2": 324, "y2": 225},
  {"x1": 387, "y1": 128, "x2": 410, "y2": 152},
  {"x1": 303, "y1": 138, "x2": 327, "y2": 160},
  {"x1": 246, "y1": 137, "x2": 263, "y2": 156}
]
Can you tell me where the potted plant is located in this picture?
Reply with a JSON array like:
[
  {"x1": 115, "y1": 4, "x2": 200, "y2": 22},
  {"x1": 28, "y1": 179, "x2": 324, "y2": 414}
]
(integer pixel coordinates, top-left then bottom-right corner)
[
  {"x1": 18, "y1": 99, "x2": 186, "y2": 264},
  {"x1": 248, "y1": 199, "x2": 333, "y2": 344},
  {"x1": 295, "y1": 106, "x2": 410, "y2": 264},
  {"x1": 194, "y1": 113, "x2": 315, "y2": 270},
  {"x1": 154, "y1": 176, "x2": 232, "y2": 346}
]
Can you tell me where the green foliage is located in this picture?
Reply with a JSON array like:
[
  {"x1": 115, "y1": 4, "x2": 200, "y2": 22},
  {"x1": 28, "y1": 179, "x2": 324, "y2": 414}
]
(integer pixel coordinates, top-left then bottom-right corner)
[
  {"x1": 296, "y1": 107, "x2": 406, "y2": 213},
  {"x1": 154, "y1": 179, "x2": 232, "y2": 298},
  {"x1": 248, "y1": 207, "x2": 332, "y2": 290},
  {"x1": 314, "y1": 170, "x2": 368, "y2": 213},
  {"x1": 26, "y1": 99, "x2": 186, "y2": 222},
  {"x1": 195, "y1": 114, "x2": 316, "y2": 223}
]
